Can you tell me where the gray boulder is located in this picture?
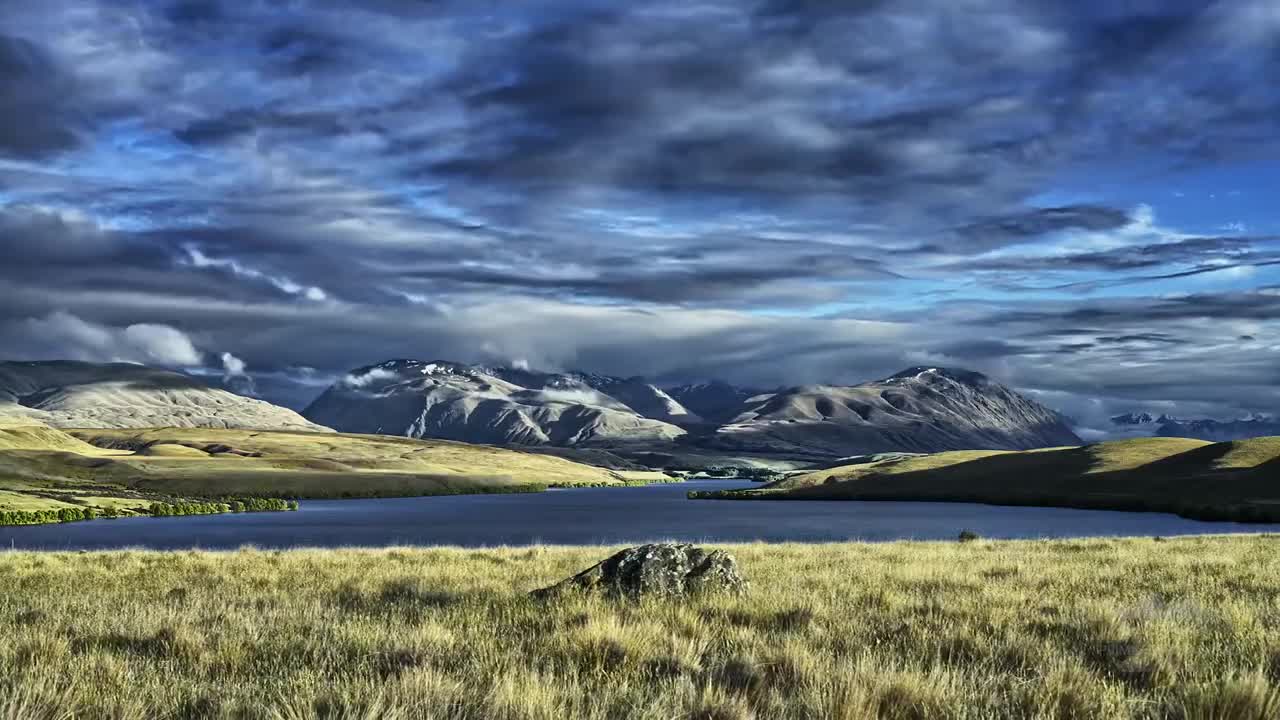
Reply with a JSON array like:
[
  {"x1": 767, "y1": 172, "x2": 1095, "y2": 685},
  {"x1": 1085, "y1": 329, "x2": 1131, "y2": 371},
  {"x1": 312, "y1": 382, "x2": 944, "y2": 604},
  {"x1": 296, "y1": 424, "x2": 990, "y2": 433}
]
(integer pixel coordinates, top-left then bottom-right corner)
[{"x1": 532, "y1": 543, "x2": 748, "y2": 599}]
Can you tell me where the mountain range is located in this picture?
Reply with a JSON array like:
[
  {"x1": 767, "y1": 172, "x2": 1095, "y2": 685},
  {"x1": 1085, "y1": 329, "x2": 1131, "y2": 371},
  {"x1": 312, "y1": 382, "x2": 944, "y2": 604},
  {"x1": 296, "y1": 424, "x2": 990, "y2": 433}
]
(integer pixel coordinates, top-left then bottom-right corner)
[
  {"x1": 302, "y1": 360, "x2": 1082, "y2": 460},
  {"x1": 0, "y1": 358, "x2": 1086, "y2": 461},
  {"x1": 302, "y1": 360, "x2": 688, "y2": 447},
  {"x1": 1111, "y1": 412, "x2": 1280, "y2": 442}
]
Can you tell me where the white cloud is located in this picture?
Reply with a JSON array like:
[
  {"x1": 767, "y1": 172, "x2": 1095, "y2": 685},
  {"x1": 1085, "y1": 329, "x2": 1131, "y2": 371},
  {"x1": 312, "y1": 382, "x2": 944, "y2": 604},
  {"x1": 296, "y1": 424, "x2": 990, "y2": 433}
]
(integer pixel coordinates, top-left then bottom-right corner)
[
  {"x1": 219, "y1": 351, "x2": 257, "y2": 395},
  {"x1": 18, "y1": 311, "x2": 202, "y2": 366},
  {"x1": 183, "y1": 246, "x2": 328, "y2": 302},
  {"x1": 538, "y1": 388, "x2": 610, "y2": 406},
  {"x1": 221, "y1": 351, "x2": 247, "y2": 378},
  {"x1": 342, "y1": 367, "x2": 399, "y2": 388}
]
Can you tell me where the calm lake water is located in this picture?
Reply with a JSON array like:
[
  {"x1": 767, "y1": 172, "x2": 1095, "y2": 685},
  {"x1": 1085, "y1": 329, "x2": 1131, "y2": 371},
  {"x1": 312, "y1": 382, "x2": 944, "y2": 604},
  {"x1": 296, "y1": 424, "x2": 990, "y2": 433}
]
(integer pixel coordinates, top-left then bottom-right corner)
[{"x1": 1, "y1": 480, "x2": 1273, "y2": 550}]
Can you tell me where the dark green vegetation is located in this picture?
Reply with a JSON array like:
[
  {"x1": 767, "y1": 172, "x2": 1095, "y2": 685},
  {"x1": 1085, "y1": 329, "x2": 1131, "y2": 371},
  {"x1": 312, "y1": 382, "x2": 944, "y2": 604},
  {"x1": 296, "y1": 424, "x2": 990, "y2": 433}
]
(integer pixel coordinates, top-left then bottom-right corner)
[
  {"x1": 691, "y1": 437, "x2": 1280, "y2": 523},
  {"x1": 2, "y1": 537, "x2": 1280, "y2": 718},
  {"x1": 0, "y1": 422, "x2": 667, "y2": 525},
  {"x1": 146, "y1": 498, "x2": 297, "y2": 518},
  {"x1": 0, "y1": 498, "x2": 298, "y2": 526},
  {"x1": 0, "y1": 507, "x2": 117, "y2": 526}
]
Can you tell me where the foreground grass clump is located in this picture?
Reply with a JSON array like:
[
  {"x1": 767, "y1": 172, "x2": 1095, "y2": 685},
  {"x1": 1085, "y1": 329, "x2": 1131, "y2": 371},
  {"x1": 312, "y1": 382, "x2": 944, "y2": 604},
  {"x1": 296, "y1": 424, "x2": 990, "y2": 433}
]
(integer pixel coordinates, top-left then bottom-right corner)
[{"x1": 3, "y1": 536, "x2": 1280, "y2": 718}]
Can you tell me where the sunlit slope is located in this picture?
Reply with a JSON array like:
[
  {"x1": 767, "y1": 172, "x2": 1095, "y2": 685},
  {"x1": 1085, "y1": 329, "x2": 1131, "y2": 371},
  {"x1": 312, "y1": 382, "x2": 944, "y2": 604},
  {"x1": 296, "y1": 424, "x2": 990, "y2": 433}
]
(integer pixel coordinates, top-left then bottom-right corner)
[
  {"x1": 0, "y1": 418, "x2": 123, "y2": 455},
  {"x1": 0, "y1": 425, "x2": 659, "y2": 515},
  {"x1": 701, "y1": 437, "x2": 1280, "y2": 522}
]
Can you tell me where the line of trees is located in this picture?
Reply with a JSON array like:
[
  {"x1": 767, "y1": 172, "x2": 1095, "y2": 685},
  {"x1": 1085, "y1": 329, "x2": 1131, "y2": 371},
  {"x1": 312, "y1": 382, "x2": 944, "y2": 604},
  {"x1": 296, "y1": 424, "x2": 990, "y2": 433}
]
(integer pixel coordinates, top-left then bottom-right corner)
[
  {"x1": 0, "y1": 506, "x2": 122, "y2": 526},
  {"x1": 0, "y1": 497, "x2": 299, "y2": 526},
  {"x1": 149, "y1": 497, "x2": 298, "y2": 517}
]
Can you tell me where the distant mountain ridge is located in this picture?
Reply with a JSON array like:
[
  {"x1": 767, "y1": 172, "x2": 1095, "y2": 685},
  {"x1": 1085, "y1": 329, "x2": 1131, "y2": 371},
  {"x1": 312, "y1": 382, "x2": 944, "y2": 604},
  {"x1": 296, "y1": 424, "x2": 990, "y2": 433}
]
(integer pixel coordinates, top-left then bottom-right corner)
[
  {"x1": 666, "y1": 380, "x2": 767, "y2": 424},
  {"x1": 701, "y1": 366, "x2": 1081, "y2": 458},
  {"x1": 1111, "y1": 412, "x2": 1280, "y2": 442},
  {"x1": 302, "y1": 360, "x2": 689, "y2": 447},
  {"x1": 305, "y1": 360, "x2": 1081, "y2": 458},
  {"x1": 0, "y1": 360, "x2": 330, "y2": 432}
]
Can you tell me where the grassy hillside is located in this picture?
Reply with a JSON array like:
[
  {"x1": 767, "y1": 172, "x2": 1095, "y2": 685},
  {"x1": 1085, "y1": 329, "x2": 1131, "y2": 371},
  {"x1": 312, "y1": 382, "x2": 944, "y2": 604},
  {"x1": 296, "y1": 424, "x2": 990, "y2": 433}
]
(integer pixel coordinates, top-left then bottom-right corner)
[
  {"x1": 2, "y1": 537, "x2": 1279, "y2": 718},
  {"x1": 693, "y1": 437, "x2": 1280, "y2": 522},
  {"x1": 0, "y1": 424, "x2": 667, "y2": 523}
]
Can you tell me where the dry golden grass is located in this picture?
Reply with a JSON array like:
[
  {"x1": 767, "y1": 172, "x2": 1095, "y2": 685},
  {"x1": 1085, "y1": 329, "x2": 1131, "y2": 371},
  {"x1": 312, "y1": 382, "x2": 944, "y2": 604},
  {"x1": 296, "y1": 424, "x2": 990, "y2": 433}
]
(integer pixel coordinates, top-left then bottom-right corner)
[
  {"x1": 3, "y1": 536, "x2": 1280, "y2": 718},
  {"x1": 0, "y1": 425, "x2": 658, "y2": 516},
  {"x1": 703, "y1": 437, "x2": 1280, "y2": 523}
]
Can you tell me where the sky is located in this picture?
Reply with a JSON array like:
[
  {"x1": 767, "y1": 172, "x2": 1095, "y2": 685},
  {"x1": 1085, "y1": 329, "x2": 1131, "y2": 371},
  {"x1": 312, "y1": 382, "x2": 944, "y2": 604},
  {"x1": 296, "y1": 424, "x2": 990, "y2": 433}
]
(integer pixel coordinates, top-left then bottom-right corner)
[{"x1": 1, "y1": 0, "x2": 1278, "y2": 433}]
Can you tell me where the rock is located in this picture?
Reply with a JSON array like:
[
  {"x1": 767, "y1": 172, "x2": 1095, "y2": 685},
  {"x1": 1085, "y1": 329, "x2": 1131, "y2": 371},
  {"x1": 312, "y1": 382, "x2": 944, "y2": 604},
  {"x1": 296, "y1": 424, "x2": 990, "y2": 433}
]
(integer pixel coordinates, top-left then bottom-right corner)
[{"x1": 532, "y1": 543, "x2": 748, "y2": 599}]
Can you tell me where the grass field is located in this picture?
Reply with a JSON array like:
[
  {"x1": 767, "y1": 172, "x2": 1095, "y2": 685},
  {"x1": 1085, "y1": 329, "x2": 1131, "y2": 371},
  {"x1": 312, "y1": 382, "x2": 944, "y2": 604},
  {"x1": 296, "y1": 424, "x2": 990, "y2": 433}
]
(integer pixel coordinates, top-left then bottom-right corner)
[
  {"x1": 0, "y1": 423, "x2": 668, "y2": 522},
  {"x1": 692, "y1": 437, "x2": 1280, "y2": 523},
  {"x1": 2, "y1": 536, "x2": 1280, "y2": 718}
]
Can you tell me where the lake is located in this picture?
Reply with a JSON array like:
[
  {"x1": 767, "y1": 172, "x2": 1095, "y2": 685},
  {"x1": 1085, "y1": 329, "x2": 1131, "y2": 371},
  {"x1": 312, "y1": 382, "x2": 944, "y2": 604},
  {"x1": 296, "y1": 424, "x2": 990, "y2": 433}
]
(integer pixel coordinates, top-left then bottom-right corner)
[{"x1": 1, "y1": 480, "x2": 1273, "y2": 550}]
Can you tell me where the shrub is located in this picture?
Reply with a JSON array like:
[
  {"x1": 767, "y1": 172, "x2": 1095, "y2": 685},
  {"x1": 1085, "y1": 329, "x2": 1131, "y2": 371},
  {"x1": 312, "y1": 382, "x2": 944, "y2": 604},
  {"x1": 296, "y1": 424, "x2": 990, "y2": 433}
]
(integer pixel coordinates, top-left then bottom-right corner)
[{"x1": 958, "y1": 530, "x2": 980, "y2": 543}]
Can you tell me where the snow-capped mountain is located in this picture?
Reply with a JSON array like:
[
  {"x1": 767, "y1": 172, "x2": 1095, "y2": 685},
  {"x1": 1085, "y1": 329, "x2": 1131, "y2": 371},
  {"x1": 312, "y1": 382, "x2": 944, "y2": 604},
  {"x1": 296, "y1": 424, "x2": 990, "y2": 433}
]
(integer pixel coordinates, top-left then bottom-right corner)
[
  {"x1": 702, "y1": 367, "x2": 1082, "y2": 459},
  {"x1": 302, "y1": 360, "x2": 689, "y2": 447},
  {"x1": 306, "y1": 361, "x2": 1082, "y2": 458},
  {"x1": 1110, "y1": 412, "x2": 1280, "y2": 441}
]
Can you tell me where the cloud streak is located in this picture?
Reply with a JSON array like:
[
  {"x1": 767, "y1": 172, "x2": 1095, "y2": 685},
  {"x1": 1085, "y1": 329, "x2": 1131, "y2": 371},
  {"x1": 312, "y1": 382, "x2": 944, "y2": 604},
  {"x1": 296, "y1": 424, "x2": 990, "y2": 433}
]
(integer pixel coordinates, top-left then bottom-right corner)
[{"x1": 0, "y1": 0, "x2": 1277, "y2": 428}]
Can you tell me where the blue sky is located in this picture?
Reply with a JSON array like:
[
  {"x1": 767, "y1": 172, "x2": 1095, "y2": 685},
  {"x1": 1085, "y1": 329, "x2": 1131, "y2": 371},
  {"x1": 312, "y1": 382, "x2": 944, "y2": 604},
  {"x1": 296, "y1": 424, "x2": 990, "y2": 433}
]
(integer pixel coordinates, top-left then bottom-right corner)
[{"x1": 1, "y1": 0, "x2": 1278, "y2": 431}]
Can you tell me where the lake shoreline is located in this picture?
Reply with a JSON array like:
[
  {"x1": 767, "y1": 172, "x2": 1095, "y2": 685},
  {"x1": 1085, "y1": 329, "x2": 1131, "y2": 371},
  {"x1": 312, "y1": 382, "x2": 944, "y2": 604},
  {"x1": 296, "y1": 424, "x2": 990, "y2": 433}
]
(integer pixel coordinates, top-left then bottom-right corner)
[{"x1": 3, "y1": 480, "x2": 1275, "y2": 551}]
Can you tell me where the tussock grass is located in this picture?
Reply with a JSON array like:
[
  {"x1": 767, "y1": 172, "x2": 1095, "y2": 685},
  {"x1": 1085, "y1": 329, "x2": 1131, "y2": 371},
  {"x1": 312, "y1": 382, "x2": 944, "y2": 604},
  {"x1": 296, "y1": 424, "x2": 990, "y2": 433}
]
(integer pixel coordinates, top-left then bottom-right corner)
[
  {"x1": 697, "y1": 437, "x2": 1280, "y2": 523},
  {"x1": 3, "y1": 536, "x2": 1280, "y2": 718},
  {"x1": 0, "y1": 425, "x2": 660, "y2": 521}
]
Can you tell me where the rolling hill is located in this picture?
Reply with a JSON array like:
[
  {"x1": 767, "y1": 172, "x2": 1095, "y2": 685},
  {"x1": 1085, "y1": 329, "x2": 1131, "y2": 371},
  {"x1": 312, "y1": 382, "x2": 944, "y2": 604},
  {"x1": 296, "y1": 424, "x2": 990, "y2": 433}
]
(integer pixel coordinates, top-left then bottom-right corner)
[
  {"x1": 0, "y1": 420, "x2": 665, "y2": 521},
  {"x1": 0, "y1": 360, "x2": 329, "y2": 432},
  {"x1": 694, "y1": 436, "x2": 1280, "y2": 522}
]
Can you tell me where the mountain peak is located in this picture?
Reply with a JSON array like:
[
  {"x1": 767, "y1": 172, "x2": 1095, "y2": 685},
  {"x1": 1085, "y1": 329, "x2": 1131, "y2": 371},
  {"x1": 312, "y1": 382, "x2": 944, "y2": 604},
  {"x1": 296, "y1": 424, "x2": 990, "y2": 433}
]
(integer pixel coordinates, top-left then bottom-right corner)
[{"x1": 884, "y1": 366, "x2": 990, "y2": 386}]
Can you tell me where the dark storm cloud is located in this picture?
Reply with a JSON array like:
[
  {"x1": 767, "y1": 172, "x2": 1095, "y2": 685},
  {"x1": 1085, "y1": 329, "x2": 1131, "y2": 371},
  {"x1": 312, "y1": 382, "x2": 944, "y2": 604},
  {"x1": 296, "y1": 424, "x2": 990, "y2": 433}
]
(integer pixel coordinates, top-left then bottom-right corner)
[
  {"x1": 954, "y1": 206, "x2": 1134, "y2": 249},
  {"x1": 958, "y1": 236, "x2": 1263, "y2": 273},
  {"x1": 427, "y1": 2, "x2": 1024, "y2": 212},
  {"x1": 163, "y1": 0, "x2": 222, "y2": 24},
  {"x1": 3, "y1": 0, "x2": 1280, "y2": 427},
  {"x1": 173, "y1": 109, "x2": 351, "y2": 146},
  {"x1": 0, "y1": 35, "x2": 82, "y2": 159}
]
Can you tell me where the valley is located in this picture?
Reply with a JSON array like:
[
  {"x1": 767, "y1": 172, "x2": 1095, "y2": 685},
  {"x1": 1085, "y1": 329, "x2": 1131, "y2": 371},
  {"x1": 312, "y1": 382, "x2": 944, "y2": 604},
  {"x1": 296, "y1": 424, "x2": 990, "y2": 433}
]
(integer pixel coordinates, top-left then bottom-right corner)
[
  {"x1": 0, "y1": 420, "x2": 665, "y2": 525},
  {"x1": 3, "y1": 359, "x2": 1279, "y2": 530}
]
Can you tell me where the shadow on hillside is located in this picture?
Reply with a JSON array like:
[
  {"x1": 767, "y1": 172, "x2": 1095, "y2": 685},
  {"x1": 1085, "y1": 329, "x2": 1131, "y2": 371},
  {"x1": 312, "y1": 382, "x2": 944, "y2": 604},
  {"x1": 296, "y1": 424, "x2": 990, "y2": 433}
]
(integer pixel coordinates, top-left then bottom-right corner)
[
  {"x1": 774, "y1": 437, "x2": 1280, "y2": 521},
  {"x1": 1247, "y1": 455, "x2": 1280, "y2": 480},
  {"x1": 122, "y1": 376, "x2": 209, "y2": 392},
  {"x1": 811, "y1": 446, "x2": 1097, "y2": 496},
  {"x1": 1131, "y1": 442, "x2": 1235, "y2": 478}
]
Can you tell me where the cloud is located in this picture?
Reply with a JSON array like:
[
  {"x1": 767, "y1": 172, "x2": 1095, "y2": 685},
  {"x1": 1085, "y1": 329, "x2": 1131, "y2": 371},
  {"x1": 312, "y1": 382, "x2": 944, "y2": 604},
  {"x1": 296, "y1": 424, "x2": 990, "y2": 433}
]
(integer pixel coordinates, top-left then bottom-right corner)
[
  {"x1": 220, "y1": 351, "x2": 247, "y2": 378},
  {"x1": 9, "y1": 312, "x2": 202, "y2": 366},
  {"x1": 341, "y1": 367, "x2": 400, "y2": 389},
  {"x1": 0, "y1": 35, "x2": 82, "y2": 158},
  {"x1": 0, "y1": 0, "x2": 1278, "y2": 427},
  {"x1": 182, "y1": 246, "x2": 329, "y2": 302},
  {"x1": 218, "y1": 351, "x2": 258, "y2": 395},
  {"x1": 536, "y1": 388, "x2": 612, "y2": 407}
]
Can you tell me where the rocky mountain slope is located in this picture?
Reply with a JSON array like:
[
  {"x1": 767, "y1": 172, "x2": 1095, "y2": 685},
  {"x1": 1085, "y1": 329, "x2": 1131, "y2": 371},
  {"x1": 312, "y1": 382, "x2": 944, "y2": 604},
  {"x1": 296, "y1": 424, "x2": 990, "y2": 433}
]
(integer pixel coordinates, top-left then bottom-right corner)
[
  {"x1": 703, "y1": 367, "x2": 1082, "y2": 459},
  {"x1": 0, "y1": 361, "x2": 330, "y2": 432},
  {"x1": 302, "y1": 360, "x2": 687, "y2": 447},
  {"x1": 667, "y1": 381, "x2": 765, "y2": 424},
  {"x1": 306, "y1": 361, "x2": 1081, "y2": 459},
  {"x1": 1111, "y1": 412, "x2": 1280, "y2": 441}
]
